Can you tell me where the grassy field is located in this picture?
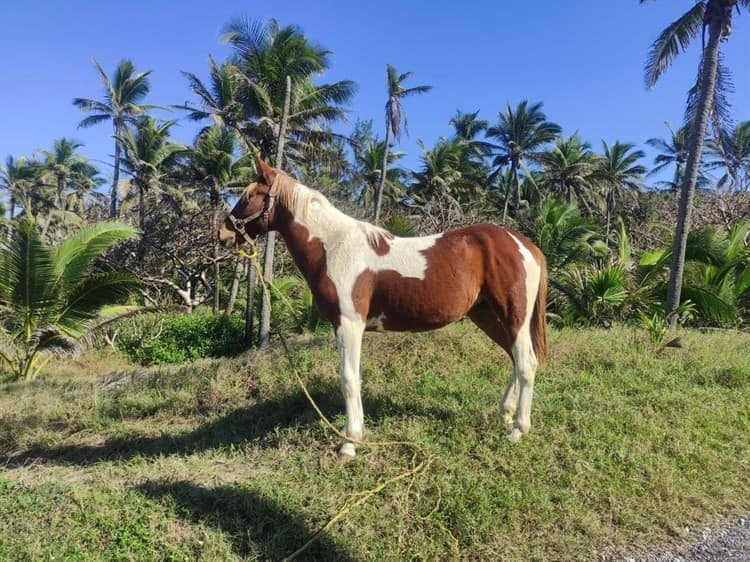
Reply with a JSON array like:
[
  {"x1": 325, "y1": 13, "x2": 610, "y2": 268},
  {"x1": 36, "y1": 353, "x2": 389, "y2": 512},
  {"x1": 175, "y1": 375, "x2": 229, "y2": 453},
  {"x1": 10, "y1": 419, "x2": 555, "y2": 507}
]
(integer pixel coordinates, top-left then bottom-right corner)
[{"x1": 1, "y1": 323, "x2": 749, "y2": 561}]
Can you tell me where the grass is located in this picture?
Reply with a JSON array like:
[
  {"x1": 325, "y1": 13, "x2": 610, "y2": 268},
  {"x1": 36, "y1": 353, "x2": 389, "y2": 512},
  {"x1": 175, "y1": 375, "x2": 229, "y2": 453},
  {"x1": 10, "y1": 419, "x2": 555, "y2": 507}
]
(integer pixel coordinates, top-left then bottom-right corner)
[{"x1": 1, "y1": 323, "x2": 749, "y2": 561}]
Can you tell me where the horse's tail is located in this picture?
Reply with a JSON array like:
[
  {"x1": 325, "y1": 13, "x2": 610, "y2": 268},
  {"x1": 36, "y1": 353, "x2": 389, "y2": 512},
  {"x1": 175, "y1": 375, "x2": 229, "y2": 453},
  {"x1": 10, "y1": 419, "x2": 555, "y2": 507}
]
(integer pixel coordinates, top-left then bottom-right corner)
[{"x1": 531, "y1": 253, "x2": 548, "y2": 368}]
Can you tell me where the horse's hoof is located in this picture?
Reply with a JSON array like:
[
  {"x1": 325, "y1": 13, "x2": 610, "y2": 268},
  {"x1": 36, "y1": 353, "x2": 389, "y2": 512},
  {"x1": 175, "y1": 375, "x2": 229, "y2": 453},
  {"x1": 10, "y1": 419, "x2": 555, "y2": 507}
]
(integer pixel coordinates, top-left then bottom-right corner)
[
  {"x1": 338, "y1": 442, "x2": 356, "y2": 458},
  {"x1": 507, "y1": 428, "x2": 523, "y2": 443},
  {"x1": 502, "y1": 413, "x2": 514, "y2": 429}
]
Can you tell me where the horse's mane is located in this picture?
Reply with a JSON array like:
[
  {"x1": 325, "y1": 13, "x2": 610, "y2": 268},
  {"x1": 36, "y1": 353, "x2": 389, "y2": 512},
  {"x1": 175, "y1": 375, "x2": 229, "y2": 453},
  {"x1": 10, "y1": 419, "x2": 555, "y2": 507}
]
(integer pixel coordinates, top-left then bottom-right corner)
[{"x1": 273, "y1": 172, "x2": 393, "y2": 246}]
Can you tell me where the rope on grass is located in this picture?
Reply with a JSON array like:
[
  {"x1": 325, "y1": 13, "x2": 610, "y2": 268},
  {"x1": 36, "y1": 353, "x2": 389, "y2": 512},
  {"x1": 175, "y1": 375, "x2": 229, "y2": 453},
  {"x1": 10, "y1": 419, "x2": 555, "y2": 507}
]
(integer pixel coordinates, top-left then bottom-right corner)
[{"x1": 242, "y1": 245, "x2": 438, "y2": 561}]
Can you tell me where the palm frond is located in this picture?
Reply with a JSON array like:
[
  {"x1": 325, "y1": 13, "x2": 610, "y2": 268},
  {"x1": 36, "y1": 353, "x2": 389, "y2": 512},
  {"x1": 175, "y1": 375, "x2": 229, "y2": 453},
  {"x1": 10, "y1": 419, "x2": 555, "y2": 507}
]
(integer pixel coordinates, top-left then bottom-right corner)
[
  {"x1": 53, "y1": 221, "x2": 139, "y2": 286},
  {"x1": 644, "y1": 2, "x2": 705, "y2": 88}
]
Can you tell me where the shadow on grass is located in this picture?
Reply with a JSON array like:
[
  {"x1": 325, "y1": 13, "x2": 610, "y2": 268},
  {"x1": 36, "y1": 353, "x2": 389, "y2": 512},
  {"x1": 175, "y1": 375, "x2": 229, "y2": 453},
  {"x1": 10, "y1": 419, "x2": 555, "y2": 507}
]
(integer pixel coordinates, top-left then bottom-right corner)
[
  {"x1": 136, "y1": 479, "x2": 357, "y2": 562},
  {"x1": 4, "y1": 388, "x2": 452, "y2": 467}
]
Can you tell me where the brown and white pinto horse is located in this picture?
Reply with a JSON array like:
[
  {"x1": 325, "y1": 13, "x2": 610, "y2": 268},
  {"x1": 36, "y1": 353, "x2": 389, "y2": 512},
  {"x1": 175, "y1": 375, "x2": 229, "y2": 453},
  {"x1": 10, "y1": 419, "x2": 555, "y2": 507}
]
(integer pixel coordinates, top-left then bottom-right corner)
[{"x1": 220, "y1": 159, "x2": 548, "y2": 457}]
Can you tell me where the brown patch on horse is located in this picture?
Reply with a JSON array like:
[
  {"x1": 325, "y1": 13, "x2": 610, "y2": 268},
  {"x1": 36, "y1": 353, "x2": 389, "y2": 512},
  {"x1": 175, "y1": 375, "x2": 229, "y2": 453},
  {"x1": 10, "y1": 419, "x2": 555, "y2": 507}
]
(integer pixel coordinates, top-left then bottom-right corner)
[
  {"x1": 368, "y1": 232, "x2": 392, "y2": 256},
  {"x1": 351, "y1": 225, "x2": 530, "y2": 338},
  {"x1": 275, "y1": 207, "x2": 342, "y2": 328}
]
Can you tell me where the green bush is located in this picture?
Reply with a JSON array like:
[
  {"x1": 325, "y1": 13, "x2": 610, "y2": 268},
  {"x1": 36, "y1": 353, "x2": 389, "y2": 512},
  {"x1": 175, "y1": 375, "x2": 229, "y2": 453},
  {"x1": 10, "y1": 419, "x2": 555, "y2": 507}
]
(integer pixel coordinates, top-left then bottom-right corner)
[{"x1": 116, "y1": 312, "x2": 247, "y2": 365}]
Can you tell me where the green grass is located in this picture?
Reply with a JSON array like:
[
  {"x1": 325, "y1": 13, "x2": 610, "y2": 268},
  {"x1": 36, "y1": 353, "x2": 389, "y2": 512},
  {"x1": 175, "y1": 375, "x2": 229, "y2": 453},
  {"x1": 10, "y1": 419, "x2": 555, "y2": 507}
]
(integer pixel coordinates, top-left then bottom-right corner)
[{"x1": 1, "y1": 324, "x2": 749, "y2": 561}]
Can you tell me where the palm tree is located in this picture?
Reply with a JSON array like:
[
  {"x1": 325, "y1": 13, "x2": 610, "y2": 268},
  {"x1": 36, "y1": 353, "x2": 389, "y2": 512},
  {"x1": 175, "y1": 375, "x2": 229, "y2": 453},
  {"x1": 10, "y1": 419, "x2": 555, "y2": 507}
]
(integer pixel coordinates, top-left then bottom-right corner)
[
  {"x1": 374, "y1": 65, "x2": 431, "y2": 224},
  {"x1": 0, "y1": 156, "x2": 32, "y2": 220},
  {"x1": 354, "y1": 138, "x2": 406, "y2": 210},
  {"x1": 0, "y1": 220, "x2": 140, "y2": 380},
  {"x1": 117, "y1": 117, "x2": 187, "y2": 234},
  {"x1": 449, "y1": 110, "x2": 493, "y2": 195},
  {"x1": 642, "y1": 0, "x2": 750, "y2": 321},
  {"x1": 539, "y1": 134, "x2": 602, "y2": 215},
  {"x1": 73, "y1": 59, "x2": 158, "y2": 218},
  {"x1": 595, "y1": 140, "x2": 647, "y2": 235},
  {"x1": 529, "y1": 196, "x2": 605, "y2": 273},
  {"x1": 646, "y1": 123, "x2": 691, "y2": 191},
  {"x1": 221, "y1": 17, "x2": 355, "y2": 348},
  {"x1": 221, "y1": 18, "x2": 356, "y2": 167},
  {"x1": 40, "y1": 138, "x2": 89, "y2": 220},
  {"x1": 708, "y1": 120, "x2": 750, "y2": 190},
  {"x1": 66, "y1": 161, "x2": 106, "y2": 219},
  {"x1": 190, "y1": 125, "x2": 256, "y2": 313},
  {"x1": 178, "y1": 56, "x2": 249, "y2": 142},
  {"x1": 486, "y1": 100, "x2": 561, "y2": 222},
  {"x1": 411, "y1": 138, "x2": 464, "y2": 203}
]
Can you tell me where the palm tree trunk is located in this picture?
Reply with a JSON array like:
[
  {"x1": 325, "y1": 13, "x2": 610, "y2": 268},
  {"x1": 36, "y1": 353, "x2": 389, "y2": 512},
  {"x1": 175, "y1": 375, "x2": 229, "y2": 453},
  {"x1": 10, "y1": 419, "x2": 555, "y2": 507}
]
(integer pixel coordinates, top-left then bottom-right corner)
[
  {"x1": 212, "y1": 190, "x2": 221, "y2": 314},
  {"x1": 9, "y1": 194, "x2": 15, "y2": 220},
  {"x1": 374, "y1": 122, "x2": 393, "y2": 225},
  {"x1": 666, "y1": 16, "x2": 723, "y2": 324},
  {"x1": 57, "y1": 175, "x2": 66, "y2": 219},
  {"x1": 258, "y1": 75, "x2": 291, "y2": 349},
  {"x1": 111, "y1": 122, "x2": 122, "y2": 219},
  {"x1": 138, "y1": 182, "x2": 145, "y2": 234},
  {"x1": 226, "y1": 258, "x2": 243, "y2": 316},
  {"x1": 502, "y1": 164, "x2": 517, "y2": 223},
  {"x1": 245, "y1": 260, "x2": 257, "y2": 344}
]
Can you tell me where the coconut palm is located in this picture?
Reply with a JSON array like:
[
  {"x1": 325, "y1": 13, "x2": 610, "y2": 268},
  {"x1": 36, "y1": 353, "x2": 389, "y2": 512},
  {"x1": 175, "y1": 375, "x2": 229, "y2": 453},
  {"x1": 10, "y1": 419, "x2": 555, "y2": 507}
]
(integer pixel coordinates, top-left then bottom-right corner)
[
  {"x1": 221, "y1": 17, "x2": 355, "y2": 347},
  {"x1": 0, "y1": 156, "x2": 33, "y2": 220},
  {"x1": 354, "y1": 138, "x2": 406, "y2": 210},
  {"x1": 539, "y1": 134, "x2": 603, "y2": 215},
  {"x1": 450, "y1": 110, "x2": 492, "y2": 157},
  {"x1": 374, "y1": 65, "x2": 431, "y2": 224},
  {"x1": 449, "y1": 110, "x2": 493, "y2": 195},
  {"x1": 595, "y1": 140, "x2": 647, "y2": 235},
  {"x1": 637, "y1": 222, "x2": 750, "y2": 323},
  {"x1": 646, "y1": 124, "x2": 691, "y2": 191},
  {"x1": 178, "y1": 56, "x2": 249, "y2": 142},
  {"x1": 411, "y1": 139, "x2": 462, "y2": 200},
  {"x1": 0, "y1": 220, "x2": 140, "y2": 380},
  {"x1": 708, "y1": 120, "x2": 750, "y2": 190},
  {"x1": 66, "y1": 161, "x2": 106, "y2": 219},
  {"x1": 117, "y1": 117, "x2": 188, "y2": 234},
  {"x1": 40, "y1": 138, "x2": 90, "y2": 220},
  {"x1": 528, "y1": 196, "x2": 606, "y2": 273},
  {"x1": 73, "y1": 59, "x2": 159, "y2": 218},
  {"x1": 189, "y1": 125, "x2": 256, "y2": 313},
  {"x1": 642, "y1": 0, "x2": 750, "y2": 320},
  {"x1": 486, "y1": 100, "x2": 561, "y2": 222},
  {"x1": 221, "y1": 18, "x2": 356, "y2": 167}
]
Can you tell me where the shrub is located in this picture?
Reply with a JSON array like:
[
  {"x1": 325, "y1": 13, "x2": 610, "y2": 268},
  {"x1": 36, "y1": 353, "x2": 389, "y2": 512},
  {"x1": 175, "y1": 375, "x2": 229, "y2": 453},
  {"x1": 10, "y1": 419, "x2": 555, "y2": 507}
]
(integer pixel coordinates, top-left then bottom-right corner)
[{"x1": 116, "y1": 312, "x2": 247, "y2": 365}]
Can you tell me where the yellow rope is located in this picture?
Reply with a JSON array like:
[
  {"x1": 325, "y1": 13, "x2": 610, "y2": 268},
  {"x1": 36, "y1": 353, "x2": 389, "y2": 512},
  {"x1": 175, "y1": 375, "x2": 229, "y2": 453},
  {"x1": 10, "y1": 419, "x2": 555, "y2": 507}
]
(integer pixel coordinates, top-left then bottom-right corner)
[{"x1": 239, "y1": 244, "x2": 439, "y2": 561}]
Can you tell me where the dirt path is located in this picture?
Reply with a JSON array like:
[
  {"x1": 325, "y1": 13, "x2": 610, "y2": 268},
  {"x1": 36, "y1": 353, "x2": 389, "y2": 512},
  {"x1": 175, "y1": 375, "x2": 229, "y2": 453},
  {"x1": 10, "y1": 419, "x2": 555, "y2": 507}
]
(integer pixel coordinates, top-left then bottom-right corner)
[{"x1": 618, "y1": 516, "x2": 750, "y2": 562}]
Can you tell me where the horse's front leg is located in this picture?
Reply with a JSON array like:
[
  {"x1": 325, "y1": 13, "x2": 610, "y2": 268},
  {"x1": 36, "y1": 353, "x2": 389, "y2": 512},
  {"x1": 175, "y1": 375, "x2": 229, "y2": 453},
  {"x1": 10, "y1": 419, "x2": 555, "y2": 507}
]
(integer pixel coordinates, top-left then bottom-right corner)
[{"x1": 336, "y1": 316, "x2": 365, "y2": 458}]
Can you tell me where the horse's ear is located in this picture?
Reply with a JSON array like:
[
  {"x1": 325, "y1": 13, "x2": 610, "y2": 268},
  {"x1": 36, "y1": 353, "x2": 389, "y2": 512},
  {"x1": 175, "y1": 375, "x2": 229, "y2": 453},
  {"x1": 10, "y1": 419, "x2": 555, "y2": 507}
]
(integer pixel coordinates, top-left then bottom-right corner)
[{"x1": 257, "y1": 156, "x2": 277, "y2": 186}]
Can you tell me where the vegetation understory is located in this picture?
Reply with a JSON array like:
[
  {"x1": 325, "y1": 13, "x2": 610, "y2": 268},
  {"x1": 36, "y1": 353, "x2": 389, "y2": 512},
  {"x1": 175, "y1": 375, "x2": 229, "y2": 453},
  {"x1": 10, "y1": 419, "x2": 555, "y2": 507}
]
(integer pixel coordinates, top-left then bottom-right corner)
[{"x1": 1, "y1": 323, "x2": 748, "y2": 561}]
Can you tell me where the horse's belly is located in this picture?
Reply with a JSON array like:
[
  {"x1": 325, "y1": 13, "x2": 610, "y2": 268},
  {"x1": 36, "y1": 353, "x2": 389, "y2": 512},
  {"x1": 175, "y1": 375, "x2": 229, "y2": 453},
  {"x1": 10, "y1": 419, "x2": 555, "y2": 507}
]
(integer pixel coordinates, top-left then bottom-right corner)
[{"x1": 366, "y1": 277, "x2": 478, "y2": 332}]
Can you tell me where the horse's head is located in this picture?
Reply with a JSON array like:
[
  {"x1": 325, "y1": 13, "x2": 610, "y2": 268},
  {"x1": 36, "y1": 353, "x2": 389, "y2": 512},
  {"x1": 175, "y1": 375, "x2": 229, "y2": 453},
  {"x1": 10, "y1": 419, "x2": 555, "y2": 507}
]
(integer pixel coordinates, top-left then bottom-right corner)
[{"x1": 219, "y1": 157, "x2": 280, "y2": 248}]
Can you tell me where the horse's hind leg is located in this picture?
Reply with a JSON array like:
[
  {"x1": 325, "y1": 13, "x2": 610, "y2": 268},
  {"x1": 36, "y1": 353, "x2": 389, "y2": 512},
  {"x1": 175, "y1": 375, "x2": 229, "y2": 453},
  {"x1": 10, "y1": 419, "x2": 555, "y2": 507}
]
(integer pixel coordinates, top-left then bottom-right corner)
[
  {"x1": 467, "y1": 303, "x2": 519, "y2": 429},
  {"x1": 508, "y1": 327, "x2": 538, "y2": 442}
]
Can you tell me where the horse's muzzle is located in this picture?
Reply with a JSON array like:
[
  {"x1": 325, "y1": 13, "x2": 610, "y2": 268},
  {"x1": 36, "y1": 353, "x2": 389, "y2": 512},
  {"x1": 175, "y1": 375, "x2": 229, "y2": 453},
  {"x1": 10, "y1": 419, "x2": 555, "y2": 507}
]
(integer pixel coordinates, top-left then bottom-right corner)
[{"x1": 218, "y1": 221, "x2": 237, "y2": 248}]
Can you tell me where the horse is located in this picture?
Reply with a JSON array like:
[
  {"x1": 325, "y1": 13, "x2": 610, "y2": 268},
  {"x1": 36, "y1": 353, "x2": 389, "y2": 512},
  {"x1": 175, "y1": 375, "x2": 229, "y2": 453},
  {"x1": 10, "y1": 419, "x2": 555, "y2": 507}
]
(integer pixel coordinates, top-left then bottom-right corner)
[{"x1": 219, "y1": 158, "x2": 548, "y2": 457}]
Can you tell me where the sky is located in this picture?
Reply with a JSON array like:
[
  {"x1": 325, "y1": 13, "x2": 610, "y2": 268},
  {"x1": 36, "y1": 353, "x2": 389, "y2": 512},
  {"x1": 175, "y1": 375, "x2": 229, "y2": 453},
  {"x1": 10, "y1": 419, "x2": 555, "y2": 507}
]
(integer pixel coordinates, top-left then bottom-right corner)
[{"x1": 1, "y1": 0, "x2": 749, "y2": 187}]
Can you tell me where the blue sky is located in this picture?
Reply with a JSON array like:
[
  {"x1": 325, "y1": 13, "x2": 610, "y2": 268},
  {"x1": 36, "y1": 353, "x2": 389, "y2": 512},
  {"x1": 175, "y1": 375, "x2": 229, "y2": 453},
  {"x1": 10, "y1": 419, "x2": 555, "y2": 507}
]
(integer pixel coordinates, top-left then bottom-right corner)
[{"x1": 1, "y1": 1, "x2": 749, "y2": 186}]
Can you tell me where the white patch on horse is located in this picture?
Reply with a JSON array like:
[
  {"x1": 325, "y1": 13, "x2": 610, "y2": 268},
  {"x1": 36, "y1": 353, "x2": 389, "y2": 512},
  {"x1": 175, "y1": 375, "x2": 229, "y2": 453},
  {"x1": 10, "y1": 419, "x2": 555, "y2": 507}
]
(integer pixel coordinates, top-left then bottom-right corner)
[
  {"x1": 287, "y1": 181, "x2": 442, "y2": 320},
  {"x1": 505, "y1": 230, "x2": 541, "y2": 441}
]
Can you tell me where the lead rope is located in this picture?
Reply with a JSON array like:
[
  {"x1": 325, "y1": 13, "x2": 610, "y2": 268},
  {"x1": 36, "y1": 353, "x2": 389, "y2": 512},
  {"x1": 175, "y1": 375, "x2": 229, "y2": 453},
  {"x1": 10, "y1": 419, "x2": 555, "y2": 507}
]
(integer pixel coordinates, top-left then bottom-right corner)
[{"x1": 239, "y1": 243, "x2": 446, "y2": 561}]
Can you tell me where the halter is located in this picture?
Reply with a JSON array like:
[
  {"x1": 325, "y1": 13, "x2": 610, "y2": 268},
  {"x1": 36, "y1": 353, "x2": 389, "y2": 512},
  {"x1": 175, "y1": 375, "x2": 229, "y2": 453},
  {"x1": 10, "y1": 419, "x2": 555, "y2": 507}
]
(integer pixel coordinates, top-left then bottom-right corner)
[{"x1": 227, "y1": 179, "x2": 278, "y2": 246}]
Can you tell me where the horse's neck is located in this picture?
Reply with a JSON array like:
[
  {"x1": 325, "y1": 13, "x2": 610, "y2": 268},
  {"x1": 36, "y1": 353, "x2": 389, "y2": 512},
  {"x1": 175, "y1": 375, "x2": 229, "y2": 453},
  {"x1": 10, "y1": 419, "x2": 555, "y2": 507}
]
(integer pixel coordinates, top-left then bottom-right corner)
[{"x1": 274, "y1": 187, "x2": 354, "y2": 279}]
